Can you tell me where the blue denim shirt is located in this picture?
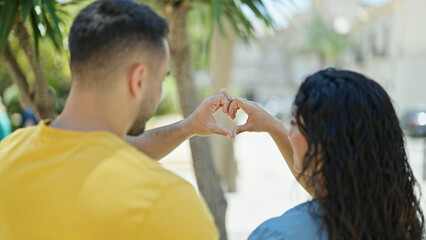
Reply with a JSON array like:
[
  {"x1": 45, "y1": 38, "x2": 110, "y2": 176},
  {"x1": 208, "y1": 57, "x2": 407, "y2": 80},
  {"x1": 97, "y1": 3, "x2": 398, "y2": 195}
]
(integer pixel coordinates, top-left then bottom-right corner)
[{"x1": 248, "y1": 201, "x2": 328, "y2": 240}]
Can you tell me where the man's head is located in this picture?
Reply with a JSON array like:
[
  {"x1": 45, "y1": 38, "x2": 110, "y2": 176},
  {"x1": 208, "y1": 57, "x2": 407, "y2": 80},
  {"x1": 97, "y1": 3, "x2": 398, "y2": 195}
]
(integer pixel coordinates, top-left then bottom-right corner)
[{"x1": 68, "y1": 0, "x2": 169, "y2": 135}]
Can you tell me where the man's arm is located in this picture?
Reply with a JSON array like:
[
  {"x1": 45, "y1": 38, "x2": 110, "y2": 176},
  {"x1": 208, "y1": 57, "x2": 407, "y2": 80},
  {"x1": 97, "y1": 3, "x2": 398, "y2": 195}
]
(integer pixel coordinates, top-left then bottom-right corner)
[
  {"x1": 126, "y1": 89, "x2": 234, "y2": 160},
  {"x1": 126, "y1": 119, "x2": 191, "y2": 160}
]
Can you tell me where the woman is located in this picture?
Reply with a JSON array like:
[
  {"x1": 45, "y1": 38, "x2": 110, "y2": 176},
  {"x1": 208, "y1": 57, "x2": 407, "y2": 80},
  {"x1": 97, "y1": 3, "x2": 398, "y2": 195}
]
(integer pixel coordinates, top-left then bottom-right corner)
[{"x1": 229, "y1": 69, "x2": 424, "y2": 240}]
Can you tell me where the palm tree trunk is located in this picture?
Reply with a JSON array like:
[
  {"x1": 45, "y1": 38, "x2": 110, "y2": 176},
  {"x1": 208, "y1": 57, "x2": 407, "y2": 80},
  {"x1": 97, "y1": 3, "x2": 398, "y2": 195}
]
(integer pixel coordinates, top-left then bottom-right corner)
[
  {"x1": 13, "y1": 18, "x2": 56, "y2": 119},
  {"x1": 210, "y1": 22, "x2": 237, "y2": 192},
  {"x1": 164, "y1": 3, "x2": 228, "y2": 240},
  {"x1": 1, "y1": 43, "x2": 33, "y2": 106}
]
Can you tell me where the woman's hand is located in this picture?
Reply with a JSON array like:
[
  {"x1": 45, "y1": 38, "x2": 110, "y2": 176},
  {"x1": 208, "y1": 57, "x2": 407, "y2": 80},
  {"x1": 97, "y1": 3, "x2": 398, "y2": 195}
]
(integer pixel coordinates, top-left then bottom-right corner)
[{"x1": 229, "y1": 98, "x2": 281, "y2": 137}]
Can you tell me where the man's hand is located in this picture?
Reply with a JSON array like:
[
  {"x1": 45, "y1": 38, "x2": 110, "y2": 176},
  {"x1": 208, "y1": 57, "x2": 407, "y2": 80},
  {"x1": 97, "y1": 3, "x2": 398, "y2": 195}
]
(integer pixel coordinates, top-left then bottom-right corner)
[
  {"x1": 184, "y1": 89, "x2": 234, "y2": 139},
  {"x1": 228, "y1": 97, "x2": 281, "y2": 137}
]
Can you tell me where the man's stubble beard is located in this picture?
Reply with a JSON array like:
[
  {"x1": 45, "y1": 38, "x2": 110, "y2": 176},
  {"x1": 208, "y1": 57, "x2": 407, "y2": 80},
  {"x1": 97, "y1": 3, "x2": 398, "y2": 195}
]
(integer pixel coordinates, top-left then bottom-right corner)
[{"x1": 127, "y1": 94, "x2": 157, "y2": 136}]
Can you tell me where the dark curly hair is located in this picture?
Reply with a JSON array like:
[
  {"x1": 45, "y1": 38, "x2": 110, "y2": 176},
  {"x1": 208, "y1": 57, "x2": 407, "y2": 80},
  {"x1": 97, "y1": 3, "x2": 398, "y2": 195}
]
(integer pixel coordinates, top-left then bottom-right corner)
[{"x1": 294, "y1": 68, "x2": 424, "y2": 240}]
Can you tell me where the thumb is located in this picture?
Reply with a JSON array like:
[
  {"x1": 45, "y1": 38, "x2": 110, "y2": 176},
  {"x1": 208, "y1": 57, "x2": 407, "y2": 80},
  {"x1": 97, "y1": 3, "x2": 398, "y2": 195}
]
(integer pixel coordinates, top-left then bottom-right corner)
[
  {"x1": 232, "y1": 123, "x2": 252, "y2": 137},
  {"x1": 210, "y1": 124, "x2": 233, "y2": 139}
]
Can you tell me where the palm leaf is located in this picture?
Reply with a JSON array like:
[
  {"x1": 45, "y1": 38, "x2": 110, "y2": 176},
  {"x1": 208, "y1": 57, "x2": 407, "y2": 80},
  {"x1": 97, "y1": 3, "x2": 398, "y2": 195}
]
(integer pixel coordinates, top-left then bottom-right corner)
[
  {"x1": 43, "y1": 0, "x2": 63, "y2": 45},
  {"x1": 0, "y1": 0, "x2": 19, "y2": 54},
  {"x1": 30, "y1": 9, "x2": 41, "y2": 56},
  {"x1": 0, "y1": 0, "x2": 85, "y2": 55},
  {"x1": 42, "y1": 10, "x2": 61, "y2": 50},
  {"x1": 21, "y1": 0, "x2": 32, "y2": 21},
  {"x1": 211, "y1": 0, "x2": 223, "y2": 33},
  {"x1": 212, "y1": 0, "x2": 276, "y2": 40}
]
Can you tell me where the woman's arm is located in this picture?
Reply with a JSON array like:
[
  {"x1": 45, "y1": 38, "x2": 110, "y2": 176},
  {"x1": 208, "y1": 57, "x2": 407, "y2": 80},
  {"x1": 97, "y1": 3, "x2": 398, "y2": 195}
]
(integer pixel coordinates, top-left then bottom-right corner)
[{"x1": 229, "y1": 98, "x2": 313, "y2": 196}]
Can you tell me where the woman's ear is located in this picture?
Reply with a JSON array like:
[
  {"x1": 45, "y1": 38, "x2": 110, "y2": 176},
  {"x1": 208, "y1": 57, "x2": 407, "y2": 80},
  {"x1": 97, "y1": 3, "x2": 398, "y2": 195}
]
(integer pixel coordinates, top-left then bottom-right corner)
[{"x1": 128, "y1": 63, "x2": 146, "y2": 99}]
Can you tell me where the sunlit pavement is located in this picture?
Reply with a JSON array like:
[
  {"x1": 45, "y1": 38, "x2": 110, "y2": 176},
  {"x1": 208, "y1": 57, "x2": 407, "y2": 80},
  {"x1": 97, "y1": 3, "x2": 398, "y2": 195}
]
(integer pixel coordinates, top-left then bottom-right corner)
[{"x1": 149, "y1": 114, "x2": 426, "y2": 240}]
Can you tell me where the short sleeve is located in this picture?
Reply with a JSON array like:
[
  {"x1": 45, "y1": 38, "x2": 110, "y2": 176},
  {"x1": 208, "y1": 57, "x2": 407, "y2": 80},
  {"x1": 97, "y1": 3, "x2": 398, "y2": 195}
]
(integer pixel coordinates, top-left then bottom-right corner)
[{"x1": 138, "y1": 183, "x2": 219, "y2": 240}]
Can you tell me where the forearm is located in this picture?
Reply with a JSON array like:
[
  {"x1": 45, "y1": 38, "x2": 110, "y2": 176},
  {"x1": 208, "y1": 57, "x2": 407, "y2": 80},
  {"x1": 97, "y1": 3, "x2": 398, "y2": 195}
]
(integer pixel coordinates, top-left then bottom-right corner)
[
  {"x1": 267, "y1": 118, "x2": 314, "y2": 196},
  {"x1": 126, "y1": 119, "x2": 193, "y2": 161}
]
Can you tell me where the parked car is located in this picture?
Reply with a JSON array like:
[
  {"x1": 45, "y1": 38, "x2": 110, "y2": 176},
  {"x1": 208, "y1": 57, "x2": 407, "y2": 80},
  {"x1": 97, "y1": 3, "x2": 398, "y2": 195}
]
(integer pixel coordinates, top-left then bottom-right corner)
[{"x1": 400, "y1": 110, "x2": 426, "y2": 137}]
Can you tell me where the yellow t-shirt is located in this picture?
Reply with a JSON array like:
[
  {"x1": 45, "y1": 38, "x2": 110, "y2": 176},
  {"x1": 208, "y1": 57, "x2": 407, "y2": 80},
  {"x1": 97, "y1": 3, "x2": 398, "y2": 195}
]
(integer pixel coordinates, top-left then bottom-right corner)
[{"x1": 0, "y1": 121, "x2": 218, "y2": 240}]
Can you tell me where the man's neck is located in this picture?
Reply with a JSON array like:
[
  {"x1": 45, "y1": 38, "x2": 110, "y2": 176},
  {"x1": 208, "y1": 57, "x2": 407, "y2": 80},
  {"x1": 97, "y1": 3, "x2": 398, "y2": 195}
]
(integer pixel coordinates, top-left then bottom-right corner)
[{"x1": 50, "y1": 90, "x2": 128, "y2": 139}]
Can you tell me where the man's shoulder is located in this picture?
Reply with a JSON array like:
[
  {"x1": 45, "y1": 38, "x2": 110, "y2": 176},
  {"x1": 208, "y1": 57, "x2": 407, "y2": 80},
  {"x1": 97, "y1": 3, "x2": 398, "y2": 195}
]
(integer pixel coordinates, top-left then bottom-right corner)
[{"x1": 0, "y1": 125, "x2": 38, "y2": 148}]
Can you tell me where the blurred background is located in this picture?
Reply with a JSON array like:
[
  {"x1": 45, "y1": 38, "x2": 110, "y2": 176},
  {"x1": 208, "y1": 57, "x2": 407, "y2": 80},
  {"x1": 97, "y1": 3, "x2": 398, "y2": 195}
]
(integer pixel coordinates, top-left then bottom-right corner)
[{"x1": 0, "y1": 0, "x2": 425, "y2": 239}]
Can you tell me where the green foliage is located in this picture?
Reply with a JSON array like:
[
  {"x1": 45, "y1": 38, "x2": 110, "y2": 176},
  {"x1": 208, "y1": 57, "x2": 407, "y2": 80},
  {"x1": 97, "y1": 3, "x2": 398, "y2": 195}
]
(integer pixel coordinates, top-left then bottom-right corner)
[
  {"x1": 0, "y1": 0, "x2": 85, "y2": 55},
  {"x1": 2, "y1": 85, "x2": 21, "y2": 115},
  {"x1": 0, "y1": 34, "x2": 72, "y2": 115},
  {"x1": 0, "y1": 0, "x2": 19, "y2": 53},
  {"x1": 194, "y1": 0, "x2": 275, "y2": 42},
  {"x1": 0, "y1": 0, "x2": 70, "y2": 55},
  {"x1": 0, "y1": 0, "x2": 85, "y2": 117},
  {"x1": 0, "y1": 64, "x2": 12, "y2": 93}
]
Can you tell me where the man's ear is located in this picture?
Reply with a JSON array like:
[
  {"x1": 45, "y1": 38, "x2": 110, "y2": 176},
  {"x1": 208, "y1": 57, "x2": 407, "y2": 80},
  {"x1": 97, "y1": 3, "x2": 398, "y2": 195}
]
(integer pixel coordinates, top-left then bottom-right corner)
[{"x1": 129, "y1": 63, "x2": 146, "y2": 99}]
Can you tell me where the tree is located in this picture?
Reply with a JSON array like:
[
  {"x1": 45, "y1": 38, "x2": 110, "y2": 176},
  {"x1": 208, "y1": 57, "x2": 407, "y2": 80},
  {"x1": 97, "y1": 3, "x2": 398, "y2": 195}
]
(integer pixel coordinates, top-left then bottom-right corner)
[
  {"x1": 0, "y1": 0, "x2": 76, "y2": 119},
  {"x1": 141, "y1": 1, "x2": 276, "y2": 239}
]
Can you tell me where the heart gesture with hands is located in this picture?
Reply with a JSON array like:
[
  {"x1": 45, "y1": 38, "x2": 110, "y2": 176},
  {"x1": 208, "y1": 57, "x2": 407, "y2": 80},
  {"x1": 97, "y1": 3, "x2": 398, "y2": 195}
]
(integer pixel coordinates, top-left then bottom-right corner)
[
  {"x1": 127, "y1": 88, "x2": 282, "y2": 161},
  {"x1": 186, "y1": 89, "x2": 279, "y2": 139}
]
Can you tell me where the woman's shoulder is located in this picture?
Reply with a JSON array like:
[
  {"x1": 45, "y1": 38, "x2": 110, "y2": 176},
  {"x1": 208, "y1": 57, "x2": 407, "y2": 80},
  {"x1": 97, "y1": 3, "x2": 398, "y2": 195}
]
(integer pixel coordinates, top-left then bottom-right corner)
[{"x1": 248, "y1": 201, "x2": 327, "y2": 240}]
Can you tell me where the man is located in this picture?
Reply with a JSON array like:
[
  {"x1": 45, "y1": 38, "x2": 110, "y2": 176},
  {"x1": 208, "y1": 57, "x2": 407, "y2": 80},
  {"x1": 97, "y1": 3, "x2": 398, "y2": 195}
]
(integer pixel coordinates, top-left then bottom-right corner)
[{"x1": 0, "y1": 1, "x2": 234, "y2": 239}]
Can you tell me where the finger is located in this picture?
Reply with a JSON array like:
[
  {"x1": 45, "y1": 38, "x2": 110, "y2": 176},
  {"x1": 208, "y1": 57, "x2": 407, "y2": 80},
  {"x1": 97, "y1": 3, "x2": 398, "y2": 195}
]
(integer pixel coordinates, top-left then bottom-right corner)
[
  {"x1": 231, "y1": 107, "x2": 239, "y2": 120},
  {"x1": 229, "y1": 103, "x2": 240, "y2": 120},
  {"x1": 212, "y1": 94, "x2": 230, "y2": 114},
  {"x1": 215, "y1": 89, "x2": 233, "y2": 114},
  {"x1": 232, "y1": 123, "x2": 252, "y2": 137},
  {"x1": 215, "y1": 88, "x2": 233, "y2": 103},
  {"x1": 229, "y1": 98, "x2": 250, "y2": 116},
  {"x1": 228, "y1": 99, "x2": 240, "y2": 114},
  {"x1": 210, "y1": 124, "x2": 233, "y2": 139}
]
